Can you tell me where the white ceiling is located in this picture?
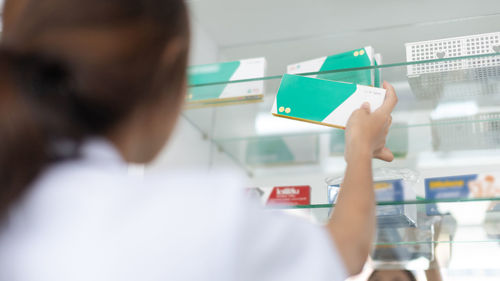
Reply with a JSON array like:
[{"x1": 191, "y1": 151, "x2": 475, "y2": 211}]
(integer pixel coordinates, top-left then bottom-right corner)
[
  {"x1": 189, "y1": 0, "x2": 500, "y2": 47},
  {"x1": 189, "y1": 0, "x2": 500, "y2": 73}
]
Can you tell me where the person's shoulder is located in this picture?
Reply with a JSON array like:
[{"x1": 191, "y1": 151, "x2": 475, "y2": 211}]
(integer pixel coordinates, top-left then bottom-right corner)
[
  {"x1": 142, "y1": 168, "x2": 249, "y2": 205},
  {"x1": 146, "y1": 168, "x2": 247, "y2": 190}
]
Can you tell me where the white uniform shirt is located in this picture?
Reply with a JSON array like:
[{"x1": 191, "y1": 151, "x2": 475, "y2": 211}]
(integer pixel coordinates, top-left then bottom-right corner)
[{"x1": 0, "y1": 139, "x2": 347, "y2": 281}]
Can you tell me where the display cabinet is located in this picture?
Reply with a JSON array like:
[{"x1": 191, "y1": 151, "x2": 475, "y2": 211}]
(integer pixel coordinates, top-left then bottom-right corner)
[{"x1": 183, "y1": 3, "x2": 500, "y2": 278}]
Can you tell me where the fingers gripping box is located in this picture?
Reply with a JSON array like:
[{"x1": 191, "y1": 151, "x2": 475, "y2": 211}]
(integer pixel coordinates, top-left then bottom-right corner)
[{"x1": 271, "y1": 74, "x2": 386, "y2": 129}]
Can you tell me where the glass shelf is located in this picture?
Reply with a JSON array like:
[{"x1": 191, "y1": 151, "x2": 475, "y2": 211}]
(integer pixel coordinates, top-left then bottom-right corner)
[
  {"x1": 184, "y1": 54, "x2": 500, "y2": 175},
  {"x1": 185, "y1": 53, "x2": 500, "y2": 142},
  {"x1": 266, "y1": 198, "x2": 500, "y2": 273},
  {"x1": 184, "y1": 4, "x2": 500, "y2": 277},
  {"x1": 185, "y1": 3, "x2": 500, "y2": 277},
  {"x1": 188, "y1": 53, "x2": 500, "y2": 88}
]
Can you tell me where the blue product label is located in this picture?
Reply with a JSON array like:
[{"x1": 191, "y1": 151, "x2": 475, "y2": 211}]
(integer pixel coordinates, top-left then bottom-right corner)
[
  {"x1": 328, "y1": 179, "x2": 406, "y2": 217},
  {"x1": 374, "y1": 180, "x2": 405, "y2": 202},
  {"x1": 328, "y1": 179, "x2": 405, "y2": 204},
  {"x1": 425, "y1": 174, "x2": 478, "y2": 200},
  {"x1": 425, "y1": 174, "x2": 478, "y2": 215},
  {"x1": 374, "y1": 180, "x2": 405, "y2": 219}
]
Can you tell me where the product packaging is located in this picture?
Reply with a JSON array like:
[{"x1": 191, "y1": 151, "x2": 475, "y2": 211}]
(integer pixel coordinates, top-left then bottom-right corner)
[
  {"x1": 287, "y1": 46, "x2": 376, "y2": 86},
  {"x1": 271, "y1": 74, "x2": 386, "y2": 129},
  {"x1": 248, "y1": 185, "x2": 311, "y2": 206},
  {"x1": 425, "y1": 173, "x2": 500, "y2": 215},
  {"x1": 327, "y1": 169, "x2": 418, "y2": 228},
  {"x1": 374, "y1": 53, "x2": 383, "y2": 88},
  {"x1": 187, "y1": 57, "x2": 266, "y2": 107},
  {"x1": 247, "y1": 185, "x2": 314, "y2": 222},
  {"x1": 245, "y1": 135, "x2": 318, "y2": 167}
]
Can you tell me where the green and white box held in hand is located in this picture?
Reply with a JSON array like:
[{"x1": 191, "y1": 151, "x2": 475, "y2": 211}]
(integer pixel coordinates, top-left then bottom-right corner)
[
  {"x1": 187, "y1": 57, "x2": 266, "y2": 105},
  {"x1": 287, "y1": 47, "x2": 375, "y2": 86},
  {"x1": 272, "y1": 74, "x2": 386, "y2": 129}
]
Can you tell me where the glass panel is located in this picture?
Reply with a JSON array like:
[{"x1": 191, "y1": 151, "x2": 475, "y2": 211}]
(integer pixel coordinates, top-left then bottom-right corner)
[
  {"x1": 266, "y1": 200, "x2": 500, "y2": 274},
  {"x1": 183, "y1": 54, "x2": 500, "y2": 175},
  {"x1": 184, "y1": 54, "x2": 500, "y2": 140}
]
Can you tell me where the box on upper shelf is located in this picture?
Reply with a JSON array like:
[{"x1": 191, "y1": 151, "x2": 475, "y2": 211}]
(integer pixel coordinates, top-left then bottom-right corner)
[
  {"x1": 405, "y1": 32, "x2": 500, "y2": 100},
  {"x1": 271, "y1": 74, "x2": 386, "y2": 129},
  {"x1": 187, "y1": 57, "x2": 266, "y2": 107},
  {"x1": 287, "y1": 46, "x2": 378, "y2": 86},
  {"x1": 245, "y1": 135, "x2": 319, "y2": 167}
]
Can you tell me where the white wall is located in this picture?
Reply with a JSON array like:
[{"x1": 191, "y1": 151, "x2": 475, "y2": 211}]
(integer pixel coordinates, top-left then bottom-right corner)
[
  {"x1": 149, "y1": 18, "x2": 246, "y2": 173},
  {"x1": 148, "y1": 19, "x2": 218, "y2": 171}
]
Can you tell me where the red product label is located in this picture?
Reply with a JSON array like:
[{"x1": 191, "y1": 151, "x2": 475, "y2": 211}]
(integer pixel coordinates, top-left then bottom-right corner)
[{"x1": 267, "y1": 185, "x2": 311, "y2": 206}]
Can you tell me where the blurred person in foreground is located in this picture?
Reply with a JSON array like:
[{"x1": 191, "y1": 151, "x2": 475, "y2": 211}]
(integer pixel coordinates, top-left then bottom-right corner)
[{"x1": 0, "y1": 0, "x2": 397, "y2": 280}]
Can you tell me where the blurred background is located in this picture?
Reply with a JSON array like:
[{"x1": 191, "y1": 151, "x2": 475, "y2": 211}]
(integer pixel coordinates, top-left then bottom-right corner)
[
  {"x1": 3, "y1": 0, "x2": 500, "y2": 280},
  {"x1": 155, "y1": 1, "x2": 500, "y2": 280}
]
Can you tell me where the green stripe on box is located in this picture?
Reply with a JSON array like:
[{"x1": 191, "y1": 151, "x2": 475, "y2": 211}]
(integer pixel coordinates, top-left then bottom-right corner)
[
  {"x1": 276, "y1": 74, "x2": 357, "y2": 122},
  {"x1": 317, "y1": 48, "x2": 372, "y2": 86},
  {"x1": 374, "y1": 57, "x2": 381, "y2": 88},
  {"x1": 188, "y1": 61, "x2": 241, "y2": 101}
]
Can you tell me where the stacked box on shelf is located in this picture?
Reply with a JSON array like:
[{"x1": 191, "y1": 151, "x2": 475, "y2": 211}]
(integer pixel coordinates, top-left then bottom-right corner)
[
  {"x1": 328, "y1": 178, "x2": 417, "y2": 228},
  {"x1": 405, "y1": 32, "x2": 500, "y2": 100},
  {"x1": 187, "y1": 57, "x2": 266, "y2": 107},
  {"x1": 287, "y1": 47, "x2": 381, "y2": 86},
  {"x1": 245, "y1": 135, "x2": 319, "y2": 167}
]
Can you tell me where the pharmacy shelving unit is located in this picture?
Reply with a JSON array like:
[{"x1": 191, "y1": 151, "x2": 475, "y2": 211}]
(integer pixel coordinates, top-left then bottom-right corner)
[
  {"x1": 183, "y1": 12, "x2": 500, "y2": 279},
  {"x1": 184, "y1": 51, "x2": 500, "y2": 279}
]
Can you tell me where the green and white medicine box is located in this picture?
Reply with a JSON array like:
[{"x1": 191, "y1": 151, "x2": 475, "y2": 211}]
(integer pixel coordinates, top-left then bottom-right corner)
[
  {"x1": 187, "y1": 57, "x2": 266, "y2": 106},
  {"x1": 272, "y1": 74, "x2": 386, "y2": 129},
  {"x1": 287, "y1": 47, "x2": 376, "y2": 86}
]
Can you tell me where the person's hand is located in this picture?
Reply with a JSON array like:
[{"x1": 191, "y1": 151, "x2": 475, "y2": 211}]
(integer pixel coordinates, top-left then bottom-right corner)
[{"x1": 344, "y1": 81, "x2": 398, "y2": 163}]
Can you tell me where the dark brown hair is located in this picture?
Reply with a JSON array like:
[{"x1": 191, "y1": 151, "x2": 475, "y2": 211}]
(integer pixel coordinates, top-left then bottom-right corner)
[
  {"x1": 368, "y1": 270, "x2": 417, "y2": 281},
  {"x1": 0, "y1": 0, "x2": 190, "y2": 216}
]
